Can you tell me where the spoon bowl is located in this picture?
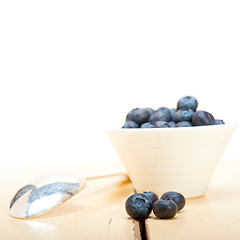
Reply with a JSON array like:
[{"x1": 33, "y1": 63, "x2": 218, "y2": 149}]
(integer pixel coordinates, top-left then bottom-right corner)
[
  {"x1": 9, "y1": 171, "x2": 127, "y2": 219},
  {"x1": 10, "y1": 171, "x2": 87, "y2": 219}
]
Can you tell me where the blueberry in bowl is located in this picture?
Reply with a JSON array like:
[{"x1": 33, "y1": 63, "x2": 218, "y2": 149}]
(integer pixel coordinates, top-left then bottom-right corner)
[
  {"x1": 192, "y1": 111, "x2": 215, "y2": 126},
  {"x1": 145, "y1": 107, "x2": 155, "y2": 115},
  {"x1": 126, "y1": 108, "x2": 151, "y2": 126},
  {"x1": 177, "y1": 96, "x2": 198, "y2": 111},
  {"x1": 175, "y1": 121, "x2": 192, "y2": 127},
  {"x1": 153, "y1": 121, "x2": 170, "y2": 128},
  {"x1": 215, "y1": 119, "x2": 225, "y2": 125},
  {"x1": 121, "y1": 96, "x2": 224, "y2": 129},
  {"x1": 140, "y1": 122, "x2": 154, "y2": 128},
  {"x1": 174, "y1": 108, "x2": 195, "y2": 123},
  {"x1": 169, "y1": 108, "x2": 177, "y2": 121},
  {"x1": 122, "y1": 121, "x2": 139, "y2": 128},
  {"x1": 149, "y1": 111, "x2": 170, "y2": 124},
  {"x1": 156, "y1": 107, "x2": 171, "y2": 120},
  {"x1": 168, "y1": 121, "x2": 176, "y2": 127}
]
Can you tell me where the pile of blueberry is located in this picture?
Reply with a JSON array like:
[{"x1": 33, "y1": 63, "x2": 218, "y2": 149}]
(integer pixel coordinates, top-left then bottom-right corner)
[
  {"x1": 122, "y1": 96, "x2": 225, "y2": 128},
  {"x1": 125, "y1": 191, "x2": 185, "y2": 220}
]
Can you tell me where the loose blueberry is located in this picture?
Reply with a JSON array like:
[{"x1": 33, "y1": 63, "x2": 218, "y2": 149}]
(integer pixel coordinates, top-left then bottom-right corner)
[
  {"x1": 177, "y1": 96, "x2": 198, "y2": 111},
  {"x1": 149, "y1": 111, "x2": 170, "y2": 124},
  {"x1": 168, "y1": 121, "x2": 176, "y2": 127},
  {"x1": 142, "y1": 191, "x2": 159, "y2": 203},
  {"x1": 160, "y1": 191, "x2": 186, "y2": 211},
  {"x1": 156, "y1": 107, "x2": 171, "y2": 120},
  {"x1": 153, "y1": 121, "x2": 170, "y2": 128},
  {"x1": 174, "y1": 108, "x2": 195, "y2": 123},
  {"x1": 153, "y1": 199, "x2": 178, "y2": 219},
  {"x1": 169, "y1": 108, "x2": 177, "y2": 121},
  {"x1": 175, "y1": 121, "x2": 192, "y2": 127},
  {"x1": 126, "y1": 108, "x2": 151, "y2": 126},
  {"x1": 140, "y1": 122, "x2": 154, "y2": 128},
  {"x1": 125, "y1": 193, "x2": 153, "y2": 220},
  {"x1": 192, "y1": 111, "x2": 215, "y2": 126},
  {"x1": 122, "y1": 121, "x2": 139, "y2": 128},
  {"x1": 215, "y1": 119, "x2": 225, "y2": 125}
]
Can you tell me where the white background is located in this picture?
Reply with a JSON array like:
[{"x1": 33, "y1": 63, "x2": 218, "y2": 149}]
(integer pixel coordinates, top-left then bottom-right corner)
[{"x1": 0, "y1": 1, "x2": 240, "y2": 168}]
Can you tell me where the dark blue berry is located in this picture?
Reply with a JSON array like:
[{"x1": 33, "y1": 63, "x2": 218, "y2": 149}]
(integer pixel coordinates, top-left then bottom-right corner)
[
  {"x1": 153, "y1": 199, "x2": 178, "y2": 219},
  {"x1": 149, "y1": 111, "x2": 170, "y2": 124},
  {"x1": 215, "y1": 119, "x2": 225, "y2": 125},
  {"x1": 174, "y1": 108, "x2": 195, "y2": 123},
  {"x1": 145, "y1": 107, "x2": 155, "y2": 115},
  {"x1": 192, "y1": 111, "x2": 215, "y2": 126},
  {"x1": 142, "y1": 191, "x2": 159, "y2": 203},
  {"x1": 169, "y1": 108, "x2": 176, "y2": 121},
  {"x1": 153, "y1": 121, "x2": 170, "y2": 128},
  {"x1": 156, "y1": 107, "x2": 171, "y2": 120},
  {"x1": 168, "y1": 121, "x2": 176, "y2": 127},
  {"x1": 122, "y1": 121, "x2": 139, "y2": 128},
  {"x1": 126, "y1": 108, "x2": 151, "y2": 126},
  {"x1": 177, "y1": 96, "x2": 198, "y2": 111},
  {"x1": 160, "y1": 191, "x2": 186, "y2": 211},
  {"x1": 140, "y1": 122, "x2": 154, "y2": 128},
  {"x1": 175, "y1": 121, "x2": 192, "y2": 127},
  {"x1": 125, "y1": 193, "x2": 153, "y2": 220}
]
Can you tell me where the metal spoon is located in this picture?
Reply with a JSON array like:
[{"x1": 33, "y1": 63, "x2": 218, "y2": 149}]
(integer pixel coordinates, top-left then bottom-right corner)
[{"x1": 10, "y1": 171, "x2": 126, "y2": 219}]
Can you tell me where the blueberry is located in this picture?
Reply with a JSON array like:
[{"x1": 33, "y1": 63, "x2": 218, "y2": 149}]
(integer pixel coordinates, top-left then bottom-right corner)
[
  {"x1": 215, "y1": 119, "x2": 225, "y2": 125},
  {"x1": 177, "y1": 96, "x2": 198, "y2": 111},
  {"x1": 126, "y1": 108, "x2": 151, "y2": 126},
  {"x1": 140, "y1": 122, "x2": 154, "y2": 128},
  {"x1": 168, "y1": 121, "x2": 176, "y2": 127},
  {"x1": 125, "y1": 193, "x2": 153, "y2": 220},
  {"x1": 122, "y1": 121, "x2": 139, "y2": 128},
  {"x1": 156, "y1": 107, "x2": 171, "y2": 120},
  {"x1": 149, "y1": 111, "x2": 170, "y2": 124},
  {"x1": 153, "y1": 121, "x2": 170, "y2": 128},
  {"x1": 160, "y1": 191, "x2": 186, "y2": 211},
  {"x1": 145, "y1": 107, "x2": 155, "y2": 115},
  {"x1": 142, "y1": 191, "x2": 159, "y2": 203},
  {"x1": 175, "y1": 121, "x2": 192, "y2": 127},
  {"x1": 169, "y1": 108, "x2": 177, "y2": 121},
  {"x1": 174, "y1": 108, "x2": 195, "y2": 123},
  {"x1": 192, "y1": 111, "x2": 215, "y2": 126},
  {"x1": 153, "y1": 199, "x2": 178, "y2": 219}
]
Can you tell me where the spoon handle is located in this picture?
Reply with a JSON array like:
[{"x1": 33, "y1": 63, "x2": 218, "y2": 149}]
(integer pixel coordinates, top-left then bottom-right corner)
[{"x1": 85, "y1": 172, "x2": 128, "y2": 180}]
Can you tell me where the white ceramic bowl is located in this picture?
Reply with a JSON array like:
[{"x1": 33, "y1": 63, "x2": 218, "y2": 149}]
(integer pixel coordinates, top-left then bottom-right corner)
[{"x1": 104, "y1": 123, "x2": 238, "y2": 198}]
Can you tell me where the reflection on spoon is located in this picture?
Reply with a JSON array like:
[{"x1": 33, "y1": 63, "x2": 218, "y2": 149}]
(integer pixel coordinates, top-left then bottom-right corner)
[
  {"x1": 9, "y1": 171, "x2": 87, "y2": 219},
  {"x1": 9, "y1": 171, "x2": 127, "y2": 219}
]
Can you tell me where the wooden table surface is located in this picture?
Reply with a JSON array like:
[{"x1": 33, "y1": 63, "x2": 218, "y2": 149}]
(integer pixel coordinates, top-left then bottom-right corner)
[{"x1": 1, "y1": 161, "x2": 240, "y2": 240}]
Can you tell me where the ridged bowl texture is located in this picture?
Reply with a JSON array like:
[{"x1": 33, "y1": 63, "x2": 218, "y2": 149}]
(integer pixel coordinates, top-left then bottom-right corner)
[{"x1": 104, "y1": 123, "x2": 237, "y2": 198}]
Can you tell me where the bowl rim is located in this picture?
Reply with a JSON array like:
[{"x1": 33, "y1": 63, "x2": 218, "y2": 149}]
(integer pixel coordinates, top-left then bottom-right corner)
[{"x1": 104, "y1": 122, "x2": 239, "y2": 132}]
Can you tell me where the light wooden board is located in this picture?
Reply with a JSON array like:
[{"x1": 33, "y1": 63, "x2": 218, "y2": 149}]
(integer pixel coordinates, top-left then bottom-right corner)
[
  {"x1": 1, "y1": 161, "x2": 240, "y2": 240},
  {"x1": 0, "y1": 163, "x2": 140, "y2": 240},
  {"x1": 147, "y1": 161, "x2": 240, "y2": 240}
]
